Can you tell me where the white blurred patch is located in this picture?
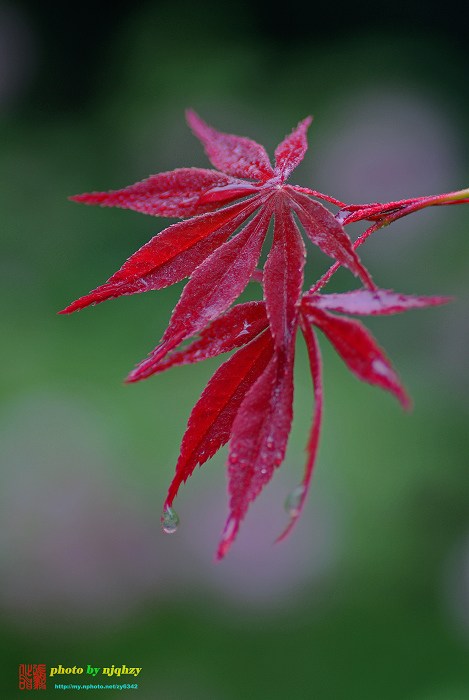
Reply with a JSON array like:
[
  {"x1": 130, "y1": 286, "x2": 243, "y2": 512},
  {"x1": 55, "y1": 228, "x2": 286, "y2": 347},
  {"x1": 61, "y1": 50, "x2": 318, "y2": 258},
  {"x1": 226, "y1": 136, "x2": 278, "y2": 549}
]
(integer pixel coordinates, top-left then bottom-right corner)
[
  {"x1": 312, "y1": 89, "x2": 464, "y2": 261},
  {"x1": 315, "y1": 90, "x2": 461, "y2": 203},
  {"x1": 171, "y1": 468, "x2": 342, "y2": 615},
  {"x1": 0, "y1": 391, "x2": 172, "y2": 626},
  {"x1": 0, "y1": 391, "x2": 342, "y2": 627}
]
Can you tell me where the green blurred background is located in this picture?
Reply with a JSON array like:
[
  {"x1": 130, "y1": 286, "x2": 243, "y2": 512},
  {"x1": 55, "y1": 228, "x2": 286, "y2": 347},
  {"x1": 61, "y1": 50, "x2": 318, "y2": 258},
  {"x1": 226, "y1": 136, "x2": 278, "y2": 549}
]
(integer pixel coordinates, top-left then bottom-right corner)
[{"x1": 1, "y1": 0, "x2": 469, "y2": 697}]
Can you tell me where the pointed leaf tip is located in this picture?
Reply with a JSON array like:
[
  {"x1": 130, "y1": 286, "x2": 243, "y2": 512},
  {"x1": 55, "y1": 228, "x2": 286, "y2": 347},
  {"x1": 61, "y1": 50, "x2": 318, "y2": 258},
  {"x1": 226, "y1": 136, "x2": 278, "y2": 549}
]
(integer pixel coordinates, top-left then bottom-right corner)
[
  {"x1": 69, "y1": 168, "x2": 250, "y2": 218},
  {"x1": 303, "y1": 305, "x2": 411, "y2": 409},
  {"x1": 216, "y1": 515, "x2": 239, "y2": 560},
  {"x1": 60, "y1": 197, "x2": 263, "y2": 316},
  {"x1": 186, "y1": 109, "x2": 274, "y2": 182},
  {"x1": 164, "y1": 328, "x2": 274, "y2": 508},
  {"x1": 221, "y1": 342, "x2": 296, "y2": 554},
  {"x1": 306, "y1": 288, "x2": 454, "y2": 316},
  {"x1": 276, "y1": 317, "x2": 323, "y2": 543},
  {"x1": 274, "y1": 116, "x2": 313, "y2": 181}
]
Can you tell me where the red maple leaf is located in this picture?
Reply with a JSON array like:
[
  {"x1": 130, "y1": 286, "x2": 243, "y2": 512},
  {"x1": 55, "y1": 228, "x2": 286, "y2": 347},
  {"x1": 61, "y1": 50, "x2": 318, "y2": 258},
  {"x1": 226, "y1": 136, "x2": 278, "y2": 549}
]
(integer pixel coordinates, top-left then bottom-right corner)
[{"x1": 60, "y1": 111, "x2": 461, "y2": 558}]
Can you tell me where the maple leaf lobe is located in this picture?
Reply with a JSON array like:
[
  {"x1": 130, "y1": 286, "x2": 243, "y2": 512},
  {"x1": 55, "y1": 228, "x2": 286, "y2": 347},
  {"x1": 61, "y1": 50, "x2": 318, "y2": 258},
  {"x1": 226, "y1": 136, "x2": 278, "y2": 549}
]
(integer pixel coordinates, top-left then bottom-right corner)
[
  {"x1": 186, "y1": 109, "x2": 274, "y2": 183},
  {"x1": 274, "y1": 115, "x2": 313, "y2": 181}
]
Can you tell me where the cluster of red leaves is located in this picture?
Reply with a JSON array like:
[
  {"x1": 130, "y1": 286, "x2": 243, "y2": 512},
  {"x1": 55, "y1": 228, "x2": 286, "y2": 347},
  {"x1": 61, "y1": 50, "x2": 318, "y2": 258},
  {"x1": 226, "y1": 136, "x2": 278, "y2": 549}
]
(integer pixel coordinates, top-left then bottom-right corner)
[{"x1": 61, "y1": 111, "x2": 465, "y2": 558}]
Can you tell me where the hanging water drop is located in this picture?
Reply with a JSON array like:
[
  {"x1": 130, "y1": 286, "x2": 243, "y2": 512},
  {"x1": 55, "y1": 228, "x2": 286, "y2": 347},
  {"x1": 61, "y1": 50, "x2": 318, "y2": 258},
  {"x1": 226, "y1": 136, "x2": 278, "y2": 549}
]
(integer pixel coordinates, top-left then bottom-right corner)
[
  {"x1": 284, "y1": 485, "x2": 305, "y2": 518},
  {"x1": 161, "y1": 506, "x2": 180, "y2": 534}
]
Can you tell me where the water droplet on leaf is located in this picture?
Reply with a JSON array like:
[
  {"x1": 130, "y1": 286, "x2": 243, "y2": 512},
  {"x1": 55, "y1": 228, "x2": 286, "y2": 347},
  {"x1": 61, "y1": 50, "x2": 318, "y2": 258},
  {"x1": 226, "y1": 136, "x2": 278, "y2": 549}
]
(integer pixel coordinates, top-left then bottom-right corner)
[
  {"x1": 162, "y1": 506, "x2": 180, "y2": 534},
  {"x1": 284, "y1": 485, "x2": 305, "y2": 518}
]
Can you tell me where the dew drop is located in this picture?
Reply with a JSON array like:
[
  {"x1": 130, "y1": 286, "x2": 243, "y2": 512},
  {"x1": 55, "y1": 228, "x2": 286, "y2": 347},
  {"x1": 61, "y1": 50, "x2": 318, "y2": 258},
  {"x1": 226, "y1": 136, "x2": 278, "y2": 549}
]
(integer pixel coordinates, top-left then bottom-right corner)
[
  {"x1": 266, "y1": 438, "x2": 274, "y2": 450},
  {"x1": 161, "y1": 506, "x2": 180, "y2": 534},
  {"x1": 229, "y1": 453, "x2": 239, "y2": 465},
  {"x1": 284, "y1": 485, "x2": 306, "y2": 518}
]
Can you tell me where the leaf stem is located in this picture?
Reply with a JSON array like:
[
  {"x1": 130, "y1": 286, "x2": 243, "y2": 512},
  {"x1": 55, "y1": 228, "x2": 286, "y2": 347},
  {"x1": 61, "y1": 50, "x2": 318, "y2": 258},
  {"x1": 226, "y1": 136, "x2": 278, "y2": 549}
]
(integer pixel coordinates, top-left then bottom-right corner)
[{"x1": 309, "y1": 188, "x2": 469, "y2": 293}]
